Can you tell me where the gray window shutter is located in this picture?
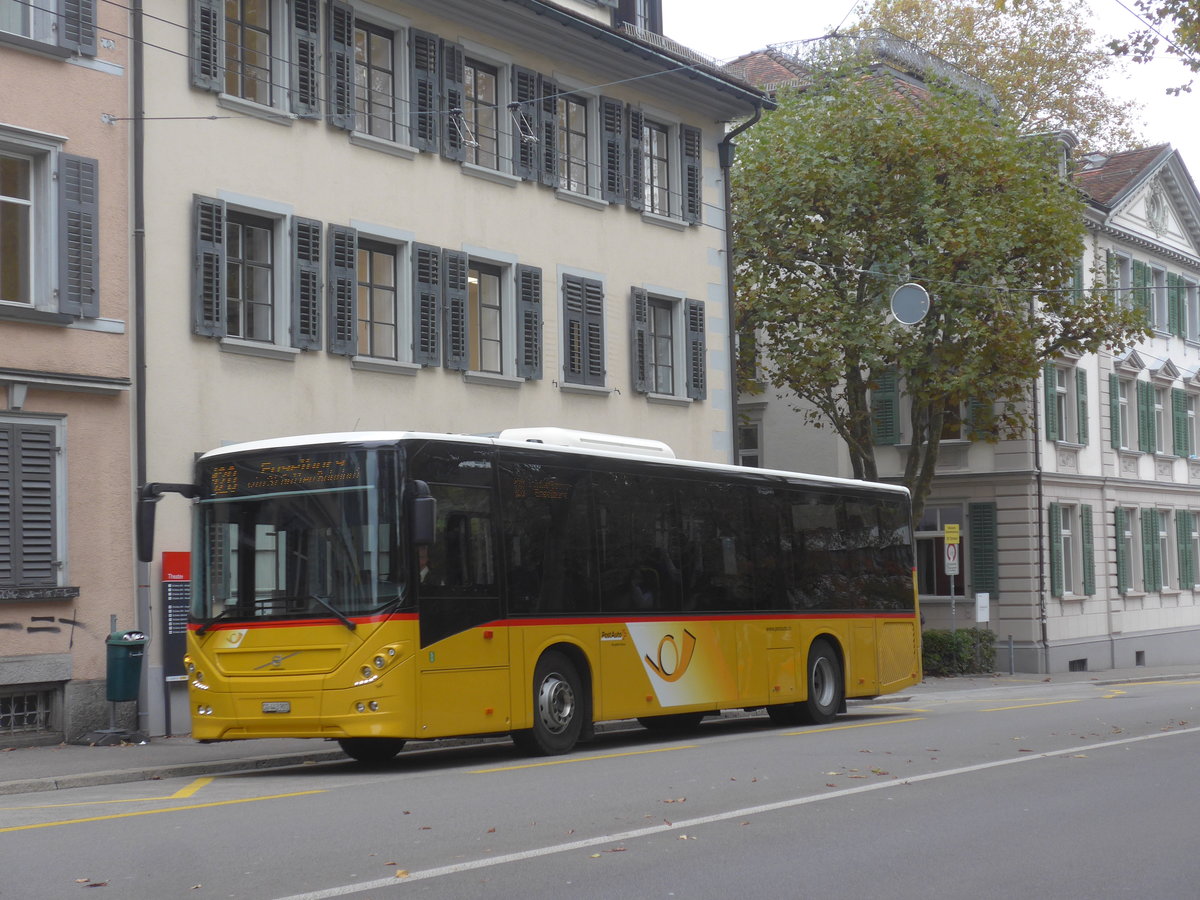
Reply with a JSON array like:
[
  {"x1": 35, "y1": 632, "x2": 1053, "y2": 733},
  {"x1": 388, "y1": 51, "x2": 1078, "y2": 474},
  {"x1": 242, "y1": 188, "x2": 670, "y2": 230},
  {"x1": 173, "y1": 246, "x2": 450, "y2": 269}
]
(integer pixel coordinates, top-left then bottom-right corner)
[
  {"x1": 600, "y1": 97, "x2": 625, "y2": 204},
  {"x1": 189, "y1": 0, "x2": 224, "y2": 92},
  {"x1": 1081, "y1": 504, "x2": 1095, "y2": 596},
  {"x1": 685, "y1": 298, "x2": 706, "y2": 400},
  {"x1": 440, "y1": 40, "x2": 466, "y2": 162},
  {"x1": 1172, "y1": 387, "x2": 1189, "y2": 456},
  {"x1": 1075, "y1": 368, "x2": 1088, "y2": 445},
  {"x1": 410, "y1": 30, "x2": 439, "y2": 152},
  {"x1": 58, "y1": 154, "x2": 99, "y2": 318},
  {"x1": 1109, "y1": 373, "x2": 1121, "y2": 450},
  {"x1": 291, "y1": 217, "x2": 322, "y2": 349},
  {"x1": 326, "y1": 224, "x2": 357, "y2": 356},
  {"x1": 538, "y1": 75, "x2": 560, "y2": 187},
  {"x1": 871, "y1": 370, "x2": 900, "y2": 445},
  {"x1": 59, "y1": 0, "x2": 97, "y2": 55},
  {"x1": 627, "y1": 108, "x2": 645, "y2": 212},
  {"x1": 630, "y1": 287, "x2": 649, "y2": 393},
  {"x1": 1043, "y1": 361, "x2": 1059, "y2": 442},
  {"x1": 511, "y1": 66, "x2": 539, "y2": 181},
  {"x1": 0, "y1": 424, "x2": 58, "y2": 587},
  {"x1": 1137, "y1": 380, "x2": 1154, "y2": 452},
  {"x1": 326, "y1": 1, "x2": 355, "y2": 130},
  {"x1": 562, "y1": 274, "x2": 605, "y2": 386},
  {"x1": 968, "y1": 501, "x2": 998, "y2": 597},
  {"x1": 442, "y1": 249, "x2": 469, "y2": 370},
  {"x1": 291, "y1": 0, "x2": 320, "y2": 118},
  {"x1": 191, "y1": 195, "x2": 226, "y2": 337},
  {"x1": 1048, "y1": 502, "x2": 1063, "y2": 597},
  {"x1": 1115, "y1": 507, "x2": 1130, "y2": 594},
  {"x1": 680, "y1": 124, "x2": 702, "y2": 224},
  {"x1": 515, "y1": 264, "x2": 542, "y2": 379},
  {"x1": 412, "y1": 244, "x2": 441, "y2": 366}
]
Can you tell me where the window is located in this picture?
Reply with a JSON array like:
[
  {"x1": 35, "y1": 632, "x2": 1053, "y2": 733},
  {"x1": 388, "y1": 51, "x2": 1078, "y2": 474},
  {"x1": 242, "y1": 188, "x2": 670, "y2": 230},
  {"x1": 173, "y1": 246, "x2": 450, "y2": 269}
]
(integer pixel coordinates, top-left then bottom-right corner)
[
  {"x1": 1186, "y1": 279, "x2": 1200, "y2": 343},
  {"x1": 640, "y1": 118, "x2": 670, "y2": 216},
  {"x1": 224, "y1": 0, "x2": 272, "y2": 105},
  {"x1": 356, "y1": 239, "x2": 399, "y2": 359},
  {"x1": 1183, "y1": 511, "x2": 1199, "y2": 590},
  {"x1": 468, "y1": 262, "x2": 503, "y2": 374},
  {"x1": 1154, "y1": 386, "x2": 1167, "y2": 454},
  {"x1": 557, "y1": 94, "x2": 589, "y2": 193},
  {"x1": 1, "y1": 0, "x2": 94, "y2": 53},
  {"x1": 1115, "y1": 507, "x2": 1140, "y2": 594},
  {"x1": 614, "y1": 0, "x2": 662, "y2": 33},
  {"x1": 562, "y1": 273, "x2": 605, "y2": 387},
  {"x1": 738, "y1": 423, "x2": 761, "y2": 468},
  {"x1": 354, "y1": 21, "x2": 396, "y2": 140},
  {"x1": 916, "y1": 505, "x2": 964, "y2": 597},
  {"x1": 1046, "y1": 362, "x2": 1086, "y2": 444},
  {"x1": 0, "y1": 0, "x2": 28, "y2": 36},
  {"x1": 1135, "y1": 508, "x2": 1168, "y2": 593},
  {"x1": 1157, "y1": 509, "x2": 1175, "y2": 591},
  {"x1": 1049, "y1": 502, "x2": 1094, "y2": 597},
  {"x1": 1152, "y1": 267, "x2": 1168, "y2": 331},
  {"x1": 1188, "y1": 393, "x2": 1198, "y2": 458},
  {"x1": 225, "y1": 212, "x2": 275, "y2": 342},
  {"x1": 1112, "y1": 375, "x2": 1133, "y2": 450},
  {"x1": 463, "y1": 58, "x2": 500, "y2": 170},
  {"x1": 630, "y1": 288, "x2": 706, "y2": 399},
  {"x1": 0, "y1": 132, "x2": 98, "y2": 320},
  {"x1": 0, "y1": 418, "x2": 67, "y2": 591}
]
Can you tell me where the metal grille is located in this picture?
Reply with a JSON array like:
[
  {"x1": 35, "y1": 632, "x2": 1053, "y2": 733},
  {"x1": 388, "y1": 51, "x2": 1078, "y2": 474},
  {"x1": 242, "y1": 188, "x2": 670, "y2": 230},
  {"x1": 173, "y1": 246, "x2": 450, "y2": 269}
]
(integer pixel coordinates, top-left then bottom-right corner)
[{"x1": 0, "y1": 689, "x2": 52, "y2": 735}]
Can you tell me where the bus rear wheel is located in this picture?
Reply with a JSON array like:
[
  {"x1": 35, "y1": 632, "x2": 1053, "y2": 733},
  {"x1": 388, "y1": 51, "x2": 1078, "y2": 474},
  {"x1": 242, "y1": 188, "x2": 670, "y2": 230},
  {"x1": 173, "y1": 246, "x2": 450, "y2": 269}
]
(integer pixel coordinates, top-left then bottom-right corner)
[
  {"x1": 800, "y1": 639, "x2": 843, "y2": 724},
  {"x1": 511, "y1": 651, "x2": 584, "y2": 756},
  {"x1": 337, "y1": 738, "x2": 406, "y2": 763}
]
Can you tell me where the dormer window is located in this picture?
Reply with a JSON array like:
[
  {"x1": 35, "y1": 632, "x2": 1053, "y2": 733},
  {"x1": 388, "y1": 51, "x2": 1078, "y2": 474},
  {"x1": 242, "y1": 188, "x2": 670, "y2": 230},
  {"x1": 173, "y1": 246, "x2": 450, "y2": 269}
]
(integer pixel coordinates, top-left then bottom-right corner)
[{"x1": 615, "y1": 0, "x2": 662, "y2": 35}]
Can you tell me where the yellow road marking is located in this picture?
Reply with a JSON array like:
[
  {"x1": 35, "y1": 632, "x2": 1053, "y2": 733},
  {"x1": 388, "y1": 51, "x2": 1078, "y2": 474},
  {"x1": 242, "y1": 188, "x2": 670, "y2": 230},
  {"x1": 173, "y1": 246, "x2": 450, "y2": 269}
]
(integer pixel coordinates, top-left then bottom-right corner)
[
  {"x1": 0, "y1": 789, "x2": 326, "y2": 834},
  {"x1": 981, "y1": 699, "x2": 1082, "y2": 712},
  {"x1": 472, "y1": 745, "x2": 694, "y2": 774},
  {"x1": 171, "y1": 777, "x2": 213, "y2": 799},
  {"x1": 786, "y1": 716, "x2": 925, "y2": 736}
]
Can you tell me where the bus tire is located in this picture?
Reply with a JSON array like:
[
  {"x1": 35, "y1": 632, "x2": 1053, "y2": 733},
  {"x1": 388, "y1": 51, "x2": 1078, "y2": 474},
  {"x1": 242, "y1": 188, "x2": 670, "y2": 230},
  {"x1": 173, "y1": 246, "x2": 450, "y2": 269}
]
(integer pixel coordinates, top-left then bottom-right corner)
[
  {"x1": 337, "y1": 738, "x2": 406, "y2": 763},
  {"x1": 637, "y1": 712, "x2": 705, "y2": 732},
  {"x1": 512, "y1": 650, "x2": 584, "y2": 756},
  {"x1": 800, "y1": 639, "x2": 843, "y2": 724}
]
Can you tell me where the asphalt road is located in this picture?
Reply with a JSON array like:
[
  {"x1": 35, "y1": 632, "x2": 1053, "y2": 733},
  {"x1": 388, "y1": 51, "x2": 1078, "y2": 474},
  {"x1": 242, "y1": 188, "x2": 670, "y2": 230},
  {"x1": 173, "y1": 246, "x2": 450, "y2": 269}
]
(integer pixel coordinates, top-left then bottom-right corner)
[{"x1": 3, "y1": 676, "x2": 1198, "y2": 899}]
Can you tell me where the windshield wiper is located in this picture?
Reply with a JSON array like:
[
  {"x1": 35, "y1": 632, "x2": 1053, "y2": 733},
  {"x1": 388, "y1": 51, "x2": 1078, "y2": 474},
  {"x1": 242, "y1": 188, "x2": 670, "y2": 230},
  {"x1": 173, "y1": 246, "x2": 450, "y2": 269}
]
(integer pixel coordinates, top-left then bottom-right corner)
[
  {"x1": 310, "y1": 593, "x2": 357, "y2": 631},
  {"x1": 196, "y1": 605, "x2": 247, "y2": 636}
]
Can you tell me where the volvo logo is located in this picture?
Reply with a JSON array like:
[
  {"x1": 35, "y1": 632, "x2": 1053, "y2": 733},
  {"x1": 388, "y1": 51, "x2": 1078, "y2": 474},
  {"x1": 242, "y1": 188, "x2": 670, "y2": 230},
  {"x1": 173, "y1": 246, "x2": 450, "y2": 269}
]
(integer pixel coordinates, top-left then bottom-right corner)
[{"x1": 255, "y1": 652, "x2": 299, "y2": 670}]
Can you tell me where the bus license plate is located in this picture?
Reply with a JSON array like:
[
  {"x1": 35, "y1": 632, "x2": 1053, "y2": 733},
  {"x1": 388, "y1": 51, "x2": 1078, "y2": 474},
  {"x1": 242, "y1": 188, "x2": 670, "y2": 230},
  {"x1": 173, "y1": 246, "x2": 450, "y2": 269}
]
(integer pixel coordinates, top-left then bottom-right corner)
[{"x1": 262, "y1": 701, "x2": 291, "y2": 714}]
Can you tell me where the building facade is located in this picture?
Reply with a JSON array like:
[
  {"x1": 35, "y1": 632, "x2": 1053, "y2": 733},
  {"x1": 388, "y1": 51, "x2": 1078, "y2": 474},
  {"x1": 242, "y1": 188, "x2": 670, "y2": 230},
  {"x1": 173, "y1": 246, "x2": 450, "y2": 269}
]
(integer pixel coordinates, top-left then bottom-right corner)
[
  {"x1": 1, "y1": 1, "x2": 135, "y2": 742},
  {"x1": 134, "y1": 0, "x2": 765, "y2": 733}
]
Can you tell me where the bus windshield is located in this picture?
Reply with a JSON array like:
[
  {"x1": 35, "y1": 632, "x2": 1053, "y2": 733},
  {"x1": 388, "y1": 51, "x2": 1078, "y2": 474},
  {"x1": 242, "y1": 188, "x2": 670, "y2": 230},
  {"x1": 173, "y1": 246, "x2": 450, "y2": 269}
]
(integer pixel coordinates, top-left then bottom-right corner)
[{"x1": 192, "y1": 447, "x2": 407, "y2": 624}]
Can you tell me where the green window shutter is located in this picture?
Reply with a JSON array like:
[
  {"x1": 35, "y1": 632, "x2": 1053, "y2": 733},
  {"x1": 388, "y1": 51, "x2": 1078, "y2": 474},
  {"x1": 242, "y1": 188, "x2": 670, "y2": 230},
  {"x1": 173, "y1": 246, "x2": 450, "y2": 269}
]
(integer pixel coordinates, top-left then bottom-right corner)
[
  {"x1": 871, "y1": 370, "x2": 900, "y2": 445},
  {"x1": 441, "y1": 250, "x2": 469, "y2": 371},
  {"x1": 409, "y1": 30, "x2": 439, "y2": 153},
  {"x1": 191, "y1": 195, "x2": 226, "y2": 337},
  {"x1": 1115, "y1": 507, "x2": 1130, "y2": 594},
  {"x1": 1075, "y1": 368, "x2": 1088, "y2": 445},
  {"x1": 630, "y1": 287, "x2": 649, "y2": 393},
  {"x1": 326, "y1": 225, "x2": 357, "y2": 356},
  {"x1": 1177, "y1": 511, "x2": 1194, "y2": 590},
  {"x1": 1141, "y1": 509, "x2": 1161, "y2": 592},
  {"x1": 189, "y1": 0, "x2": 224, "y2": 92},
  {"x1": 515, "y1": 265, "x2": 543, "y2": 380},
  {"x1": 1109, "y1": 374, "x2": 1122, "y2": 450},
  {"x1": 412, "y1": 244, "x2": 441, "y2": 366},
  {"x1": 1081, "y1": 504, "x2": 1095, "y2": 596},
  {"x1": 1172, "y1": 388, "x2": 1189, "y2": 457},
  {"x1": 969, "y1": 502, "x2": 998, "y2": 597},
  {"x1": 1044, "y1": 362, "x2": 1059, "y2": 442},
  {"x1": 600, "y1": 97, "x2": 627, "y2": 204},
  {"x1": 1106, "y1": 250, "x2": 1118, "y2": 300},
  {"x1": 1048, "y1": 502, "x2": 1063, "y2": 598},
  {"x1": 966, "y1": 398, "x2": 994, "y2": 441},
  {"x1": 511, "y1": 66, "x2": 539, "y2": 181},
  {"x1": 290, "y1": 217, "x2": 322, "y2": 350},
  {"x1": 1168, "y1": 273, "x2": 1184, "y2": 338},
  {"x1": 1072, "y1": 263, "x2": 1084, "y2": 297},
  {"x1": 440, "y1": 39, "x2": 466, "y2": 162},
  {"x1": 685, "y1": 299, "x2": 707, "y2": 400},
  {"x1": 681, "y1": 124, "x2": 703, "y2": 224},
  {"x1": 58, "y1": 154, "x2": 99, "y2": 318},
  {"x1": 290, "y1": 0, "x2": 320, "y2": 117},
  {"x1": 326, "y1": 1, "x2": 355, "y2": 130},
  {"x1": 1137, "y1": 380, "x2": 1154, "y2": 452},
  {"x1": 1133, "y1": 260, "x2": 1151, "y2": 322}
]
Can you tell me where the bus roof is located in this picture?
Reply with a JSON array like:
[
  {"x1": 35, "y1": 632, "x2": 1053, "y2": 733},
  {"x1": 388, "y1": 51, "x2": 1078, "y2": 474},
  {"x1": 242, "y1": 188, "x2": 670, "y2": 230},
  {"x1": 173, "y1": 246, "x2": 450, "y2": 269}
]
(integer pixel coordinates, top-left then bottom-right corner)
[{"x1": 196, "y1": 430, "x2": 910, "y2": 498}]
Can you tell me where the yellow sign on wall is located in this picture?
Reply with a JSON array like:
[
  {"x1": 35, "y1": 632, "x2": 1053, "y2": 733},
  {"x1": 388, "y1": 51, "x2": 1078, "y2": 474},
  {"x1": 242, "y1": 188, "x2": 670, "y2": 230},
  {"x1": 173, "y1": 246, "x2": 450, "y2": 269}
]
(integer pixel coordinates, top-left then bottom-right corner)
[{"x1": 944, "y1": 524, "x2": 960, "y2": 544}]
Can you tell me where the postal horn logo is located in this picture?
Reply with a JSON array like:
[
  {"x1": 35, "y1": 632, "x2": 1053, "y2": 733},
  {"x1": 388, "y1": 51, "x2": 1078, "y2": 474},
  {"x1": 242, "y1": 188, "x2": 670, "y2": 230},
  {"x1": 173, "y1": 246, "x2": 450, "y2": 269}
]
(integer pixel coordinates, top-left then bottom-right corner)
[{"x1": 644, "y1": 629, "x2": 697, "y2": 683}]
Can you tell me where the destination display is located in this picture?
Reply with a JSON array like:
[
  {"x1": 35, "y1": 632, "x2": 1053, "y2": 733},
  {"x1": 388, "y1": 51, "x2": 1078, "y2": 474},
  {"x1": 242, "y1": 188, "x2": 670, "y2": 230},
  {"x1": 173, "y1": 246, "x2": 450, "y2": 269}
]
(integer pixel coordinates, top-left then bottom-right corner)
[{"x1": 205, "y1": 449, "x2": 366, "y2": 497}]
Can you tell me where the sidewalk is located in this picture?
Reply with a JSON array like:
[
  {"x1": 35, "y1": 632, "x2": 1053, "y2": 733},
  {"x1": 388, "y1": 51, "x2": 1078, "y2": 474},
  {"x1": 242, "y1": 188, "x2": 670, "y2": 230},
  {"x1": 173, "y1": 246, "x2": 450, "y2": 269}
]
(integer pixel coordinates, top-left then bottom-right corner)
[{"x1": 3, "y1": 664, "x2": 1197, "y2": 797}]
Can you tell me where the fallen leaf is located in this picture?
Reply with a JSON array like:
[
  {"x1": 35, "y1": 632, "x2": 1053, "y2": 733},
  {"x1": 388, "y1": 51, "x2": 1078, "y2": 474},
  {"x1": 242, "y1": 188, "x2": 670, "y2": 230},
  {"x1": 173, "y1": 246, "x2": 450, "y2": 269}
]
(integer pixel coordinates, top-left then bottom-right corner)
[
  {"x1": 1018, "y1": 749, "x2": 1033, "y2": 753},
  {"x1": 487, "y1": 827, "x2": 496, "y2": 833},
  {"x1": 394, "y1": 870, "x2": 410, "y2": 879},
  {"x1": 190, "y1": 885, "x2": 202, "y2": 891},
  {"x1": 419, "y1": 826, "x2": 432, "y2": 830},
  {"x1": 826, "y1": 783, "x2": 837, "y2": 788},
  {"x1": 603, "y1": 847, "x2": 627, "y2": 853},
  {"x1": 590, "y1": 854, "x2": 601, "y2": 859}
]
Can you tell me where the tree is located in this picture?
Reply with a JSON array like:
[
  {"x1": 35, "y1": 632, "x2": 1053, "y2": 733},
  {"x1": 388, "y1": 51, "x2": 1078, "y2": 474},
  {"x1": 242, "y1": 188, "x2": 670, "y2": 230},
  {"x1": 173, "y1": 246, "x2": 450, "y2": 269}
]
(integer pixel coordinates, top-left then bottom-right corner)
[
  {"x1": 857, "y1": 0, "x2": 1143, "y2": 152},
  {"x1": 1107, "y1": 0, "x2": 1200, "y2": 94},
  {"x1": 733, "y1": 56, "x2": 1149, "y2": 521}
]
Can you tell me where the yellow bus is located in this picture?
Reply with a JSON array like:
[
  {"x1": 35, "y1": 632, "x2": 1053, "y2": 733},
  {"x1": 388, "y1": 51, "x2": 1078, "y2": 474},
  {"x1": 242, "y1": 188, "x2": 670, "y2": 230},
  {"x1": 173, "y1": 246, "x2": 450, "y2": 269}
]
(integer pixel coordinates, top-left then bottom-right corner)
[{"x1": 142, "y1": 429, "x2": 921, "y2": 762}]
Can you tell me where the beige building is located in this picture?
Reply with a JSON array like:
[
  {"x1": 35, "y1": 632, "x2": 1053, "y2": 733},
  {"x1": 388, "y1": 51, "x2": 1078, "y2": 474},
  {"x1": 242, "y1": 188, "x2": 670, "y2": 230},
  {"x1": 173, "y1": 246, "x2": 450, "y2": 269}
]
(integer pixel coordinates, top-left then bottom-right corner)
[
  {"x1": 1, "y1": 1, "x2": 134, "y2": 742},
  {"x1": 135, "y1": 0, "x2": 765, "y2": 732}
]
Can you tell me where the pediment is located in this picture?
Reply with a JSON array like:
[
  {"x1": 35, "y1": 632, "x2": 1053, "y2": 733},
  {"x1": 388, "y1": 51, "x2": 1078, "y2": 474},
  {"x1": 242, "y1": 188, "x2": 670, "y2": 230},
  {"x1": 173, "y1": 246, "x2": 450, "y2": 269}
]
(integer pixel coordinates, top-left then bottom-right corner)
[
  {"x1": 1150, "y1": 359, "x2": 1182, "y2": 382},
  {"x1": 1115, "y1": 350, "x2": 1146, "y2": 373},
  {"x1": 1107, "y1": 155, "x2": 1200, "y2": 258}
]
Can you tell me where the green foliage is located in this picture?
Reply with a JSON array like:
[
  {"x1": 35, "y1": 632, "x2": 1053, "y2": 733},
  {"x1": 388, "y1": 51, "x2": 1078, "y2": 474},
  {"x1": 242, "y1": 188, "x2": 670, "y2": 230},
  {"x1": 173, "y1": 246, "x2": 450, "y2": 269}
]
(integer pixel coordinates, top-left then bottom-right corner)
[{"x1": 922, "y1": 627, "x2": 996, "y2": 676}]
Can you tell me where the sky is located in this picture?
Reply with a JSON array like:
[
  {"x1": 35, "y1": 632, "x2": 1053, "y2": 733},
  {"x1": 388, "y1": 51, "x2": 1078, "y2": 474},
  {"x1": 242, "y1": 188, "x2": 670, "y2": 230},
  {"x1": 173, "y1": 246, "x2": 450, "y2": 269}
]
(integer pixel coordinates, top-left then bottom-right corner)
[{"x1": 660, "y1": 0, "x2": 1200, "y2": 171}]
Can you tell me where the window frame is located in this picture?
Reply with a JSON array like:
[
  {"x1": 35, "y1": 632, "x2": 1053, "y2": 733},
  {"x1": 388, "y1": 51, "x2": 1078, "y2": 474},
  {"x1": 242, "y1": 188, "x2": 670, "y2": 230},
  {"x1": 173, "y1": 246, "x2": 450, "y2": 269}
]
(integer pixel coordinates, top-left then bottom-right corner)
[
  {"x1": 556, "y1": 91, "x2": 590, "y2": 195},
  {"x1": 467, "y1": 260, "x2": 506, "y2": 375},
  {"x1": 223, "y1": 0, "x2": 275, "y2": 107},
  {"x1": 462, "y1": 55, "x2": 502, "y2": 171},
  {"x1": 352, "y1": 18, "x2": 399, "y2": 142},
  {"x1": 224, "y1": 210, "x2": 277, "y2": 343},
  {"x1": 355, "y1": 237, "x2": 403, "y2": 361},
  {"x1": 915, "y1": 503, "x2": 965, "y2": 599}
]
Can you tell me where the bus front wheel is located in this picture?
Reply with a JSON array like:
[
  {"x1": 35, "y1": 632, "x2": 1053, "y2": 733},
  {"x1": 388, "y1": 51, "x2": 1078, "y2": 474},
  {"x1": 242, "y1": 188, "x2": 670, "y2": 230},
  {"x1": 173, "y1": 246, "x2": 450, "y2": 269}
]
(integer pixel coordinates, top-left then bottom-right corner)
[
  {"x1": 512, "y1": 651, "x2": 584, "y2": 755},
  {"x1": 801, "y1": 639, "x2": 843, "y2": 724},
  {"x1": 337, "y1": 738, "x2": 406, "y2": 763}
]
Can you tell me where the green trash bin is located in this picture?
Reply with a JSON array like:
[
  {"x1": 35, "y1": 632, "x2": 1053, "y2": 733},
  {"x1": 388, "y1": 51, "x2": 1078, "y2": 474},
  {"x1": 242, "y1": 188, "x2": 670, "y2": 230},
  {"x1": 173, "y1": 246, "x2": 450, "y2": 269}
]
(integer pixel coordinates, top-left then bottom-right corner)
[{"x1": 105, "y1": 630, "x2": 148, "y2": 702}]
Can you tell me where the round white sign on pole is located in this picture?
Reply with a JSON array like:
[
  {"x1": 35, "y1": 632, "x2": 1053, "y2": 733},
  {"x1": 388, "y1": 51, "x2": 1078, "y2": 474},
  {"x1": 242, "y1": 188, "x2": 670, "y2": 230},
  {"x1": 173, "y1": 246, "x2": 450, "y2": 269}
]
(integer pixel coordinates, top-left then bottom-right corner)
[{"x1": 890, "y1": 282, "x2": 930, "y2": 325}]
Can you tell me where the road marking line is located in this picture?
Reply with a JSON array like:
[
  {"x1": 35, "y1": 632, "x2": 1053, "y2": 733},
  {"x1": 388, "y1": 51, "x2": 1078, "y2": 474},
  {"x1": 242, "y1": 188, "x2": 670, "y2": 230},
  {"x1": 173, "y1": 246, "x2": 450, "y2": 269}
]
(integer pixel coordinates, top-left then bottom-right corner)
[
  {"x1": 0, "y1": 789, "x2": 326, "y2": 834},
  {"x1": 785, "y1": 716, "x2": 925, "y2": 735},
  {"x1": 271, "y1": 724, "x2": 1200, "y2": 900},
  {"x1": 1111, "y1": 680, "x2": 1200, "y2": 687},
  {"x1": 171, "y1": 777, "x2": 213, "y2": 799},
  {"x1": 981, "y1": 700, "x2": 1083, "y2": 712},
  {"x1": 471, "y1": 745, "x2": 694, "y2": 774}
]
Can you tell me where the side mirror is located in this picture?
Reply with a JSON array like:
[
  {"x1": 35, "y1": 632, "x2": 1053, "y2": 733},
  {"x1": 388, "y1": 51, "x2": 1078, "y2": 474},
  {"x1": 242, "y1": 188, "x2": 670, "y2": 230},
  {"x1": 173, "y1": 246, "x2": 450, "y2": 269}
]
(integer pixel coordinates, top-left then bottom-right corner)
[
  {"x1": 137, "y1": 482, "x2": 199, "y2": 563},
  {"x1": 410, "y1": 480, "x2": 437, "y2": 546}
]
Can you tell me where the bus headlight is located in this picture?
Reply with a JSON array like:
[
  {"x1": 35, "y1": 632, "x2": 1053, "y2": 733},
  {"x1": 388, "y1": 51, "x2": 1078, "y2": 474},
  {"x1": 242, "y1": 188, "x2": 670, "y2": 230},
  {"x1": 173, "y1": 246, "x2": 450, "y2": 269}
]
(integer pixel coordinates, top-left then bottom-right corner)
[{"x1": 374, "y1": 656, "x2": 386, "y2": 669}]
